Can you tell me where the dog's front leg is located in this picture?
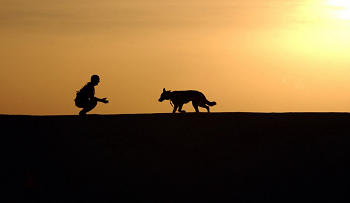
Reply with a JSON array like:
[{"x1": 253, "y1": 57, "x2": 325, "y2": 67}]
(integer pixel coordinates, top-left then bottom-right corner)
[
  {"x1": 172, "y1": 105, "x2": 178, "y2": 113},
  {"x1": 178, "y1": 104, "x2": 186, "y2": 113}
]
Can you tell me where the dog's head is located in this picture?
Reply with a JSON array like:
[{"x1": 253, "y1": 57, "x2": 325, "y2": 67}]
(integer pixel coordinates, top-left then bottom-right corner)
[{"x1": 158, "y1": 88, "x2": 171, "y2": 102}]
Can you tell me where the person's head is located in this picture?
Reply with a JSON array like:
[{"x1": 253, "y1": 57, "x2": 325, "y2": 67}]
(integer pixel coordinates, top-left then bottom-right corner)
[{"x1": 91, "y1": 75, "x2": 100, "y2": 86}]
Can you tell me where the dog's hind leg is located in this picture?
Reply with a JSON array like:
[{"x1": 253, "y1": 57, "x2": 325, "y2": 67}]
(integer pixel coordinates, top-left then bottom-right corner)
[
  {"x1": 199, "y1": 103, "x2": 210, "y2": 113},
  {"x1": 178, "y1": 104, "x2": 186, "y2": 113},
  {"x1": 192, "y1": 102, "x2": 200, "y2": 113}
]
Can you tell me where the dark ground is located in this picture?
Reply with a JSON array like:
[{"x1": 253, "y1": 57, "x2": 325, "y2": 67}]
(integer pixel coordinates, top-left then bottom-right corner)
[{"x1": 2, "y1": 113, "x2": 350, "y2": 202}]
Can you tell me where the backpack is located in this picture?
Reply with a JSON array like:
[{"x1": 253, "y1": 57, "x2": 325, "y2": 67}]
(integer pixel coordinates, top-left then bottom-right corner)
[{"x1": 75, "y1": 83, "x2": 92, "y2": 101}]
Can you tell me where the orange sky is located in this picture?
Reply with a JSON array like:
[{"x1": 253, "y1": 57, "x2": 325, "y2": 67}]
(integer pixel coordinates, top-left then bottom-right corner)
[{"x1": 1, "y1": 0, "x2": 350, "y2": 115}]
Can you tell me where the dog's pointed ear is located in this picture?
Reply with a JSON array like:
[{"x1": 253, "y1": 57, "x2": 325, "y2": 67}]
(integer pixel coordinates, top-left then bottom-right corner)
[{"x1": 163, "y1": 88, "x2": 166, "y2": 93}]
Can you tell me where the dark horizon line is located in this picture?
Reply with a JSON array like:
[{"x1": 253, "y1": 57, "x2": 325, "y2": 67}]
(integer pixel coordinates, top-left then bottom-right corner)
[{"x1": 1, "y1": 111, "x2": 350, "y2": 116}]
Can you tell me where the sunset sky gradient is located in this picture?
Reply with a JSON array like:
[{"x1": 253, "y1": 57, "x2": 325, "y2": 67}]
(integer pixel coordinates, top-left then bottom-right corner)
[{"x1": 1, "y1": 0, "x2": 350, "y2": 115}]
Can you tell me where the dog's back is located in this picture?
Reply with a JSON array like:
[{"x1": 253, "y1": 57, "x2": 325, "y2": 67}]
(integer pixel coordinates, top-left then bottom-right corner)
[{"x1": 171, "y1": 90, "x2": 204, "y2": 104}]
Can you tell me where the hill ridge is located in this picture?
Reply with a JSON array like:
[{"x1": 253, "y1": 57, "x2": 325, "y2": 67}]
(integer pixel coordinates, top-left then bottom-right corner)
[{"x1": 2, "y1": 113, "x2": 350, "y2": 202}]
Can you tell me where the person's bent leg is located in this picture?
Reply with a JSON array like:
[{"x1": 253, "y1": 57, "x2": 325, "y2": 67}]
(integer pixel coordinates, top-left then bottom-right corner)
[{"x1": 79, "y1": 100, "x2": 98, "y2": 115}]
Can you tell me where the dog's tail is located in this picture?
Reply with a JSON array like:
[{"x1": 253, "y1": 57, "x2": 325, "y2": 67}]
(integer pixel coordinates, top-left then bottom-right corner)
[{"x1": 206, "y1": 100, "x2": 217, "y2": 106}]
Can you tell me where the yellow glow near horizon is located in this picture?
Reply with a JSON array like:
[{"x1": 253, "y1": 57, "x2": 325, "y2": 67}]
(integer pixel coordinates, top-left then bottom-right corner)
[{"x1": 327, "y1": 0, "x2": 350, "y2": 20}]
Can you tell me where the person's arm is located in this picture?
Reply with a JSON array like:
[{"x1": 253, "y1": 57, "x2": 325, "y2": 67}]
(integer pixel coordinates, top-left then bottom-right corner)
[
  {"x1": 89, "y1": 90, "x2": 108, "y2": 103},
  {"x1": 95, "y1": 97, "x2": 109, "y2": 103}
]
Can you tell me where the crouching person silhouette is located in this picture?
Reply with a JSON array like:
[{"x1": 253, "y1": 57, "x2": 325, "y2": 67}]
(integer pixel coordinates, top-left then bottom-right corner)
[{"x1": 75, "y1": 75, "x2": 109, "y2": 115}]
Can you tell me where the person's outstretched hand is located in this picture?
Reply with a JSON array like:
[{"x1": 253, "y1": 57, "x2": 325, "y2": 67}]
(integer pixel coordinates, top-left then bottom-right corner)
[{"x1": 102, "y1": 98, "x2": 109, "y2": 104}]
